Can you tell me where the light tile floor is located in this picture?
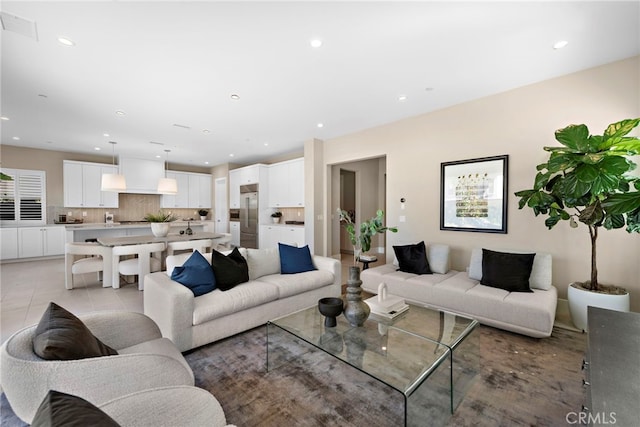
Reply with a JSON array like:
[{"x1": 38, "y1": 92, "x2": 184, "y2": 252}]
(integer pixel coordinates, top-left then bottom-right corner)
[
  {"x1": 0, "y1": 253, "x2": 378, "y2": 344},
  {"x1": 1, "y1": 258, "x2": 144, "y2": 344}
]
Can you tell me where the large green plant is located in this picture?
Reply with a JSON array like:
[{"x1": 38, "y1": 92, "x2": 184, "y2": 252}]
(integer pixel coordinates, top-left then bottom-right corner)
[
  {"x1": 515, "y1": 118, "x2": 640, "y2": 292},
  {"x1": 337, "y1": 208, "x2": 398, "y2": 265}
]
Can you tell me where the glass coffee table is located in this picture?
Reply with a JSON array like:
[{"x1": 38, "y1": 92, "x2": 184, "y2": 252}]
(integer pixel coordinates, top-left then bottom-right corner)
[{"x1": 267, "y1": 302, "x2": 479, "y2": 426}]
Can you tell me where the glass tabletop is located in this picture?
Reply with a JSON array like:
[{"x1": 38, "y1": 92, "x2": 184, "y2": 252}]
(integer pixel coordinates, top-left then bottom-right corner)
[{"x1": 268, "y1": 303, "x2": 475, "y2": 396}]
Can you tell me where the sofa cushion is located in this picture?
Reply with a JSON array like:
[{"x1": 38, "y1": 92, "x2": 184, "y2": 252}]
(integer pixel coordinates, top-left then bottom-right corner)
[
  {"x1": 210, "y1": 247, "x2": 249, "y2": 291},
  {"x1": 258, "y1": 270, "x2": 336, "y2": 298},
  {"x1": 33, "y1": 302, "x2": 118, "y2": 361},
  {"x1": 393, "y1": 241, "x2": 432, "y2": 275},
  {"x1": 279, "y1": 243, "x2": 316, "y2": 274},
  {"x1": 480, "y1": 249, "x2": 535, "y2": 293},
  {"x1": 171, "y1": 251, "x2": 216, "y2": 296},
  {"x1": 246, "y1": 248, "x2": 281, "y2": 280},
  {"x1": 192, "y1": 281, "x2": 279, "y2": 324},
  {"x1": 32, "y1": 390, "x2": 121, "y2": 427},
  {"x1": 393, "y1": 243, "x2": 450, "y2": 274},
  {"x1": 468, "y1": 248, "x2": 552, "y2": 290}
]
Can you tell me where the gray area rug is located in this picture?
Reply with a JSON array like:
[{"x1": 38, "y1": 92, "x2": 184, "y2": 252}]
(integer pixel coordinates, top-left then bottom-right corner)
[{"x1": 1, "y1": 324, "x2": 586, "y2": 426}]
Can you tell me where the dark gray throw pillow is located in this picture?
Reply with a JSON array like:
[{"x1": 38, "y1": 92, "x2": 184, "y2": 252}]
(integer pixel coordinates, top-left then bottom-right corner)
[
  {"x1": 33, "y1": 302, "x2": 118, "y2": 360},
  {"x1": 480, "y1": 249, "x2": 535, "y2": 293},
  {"x1": 32, "y1": 390, "x2": 121, "y2": 427},
  {"x1": 393, "y1": 241, "x2": 432, "y2": 275},
  {"x1": 210, "y1": 247, "x2": 249, "y2": 291}
]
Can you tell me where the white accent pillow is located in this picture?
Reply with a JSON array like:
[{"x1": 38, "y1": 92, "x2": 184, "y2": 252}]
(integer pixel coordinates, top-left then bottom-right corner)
[
  {"x1": 392, "y1": 242, "x2": 450, "y2": 274},
  {"x1": 468, "y1": 248, "x2": 552, "y2": 290},
  {"x1": 246, "y1": 248, "x2": 280, "y2": 280}
]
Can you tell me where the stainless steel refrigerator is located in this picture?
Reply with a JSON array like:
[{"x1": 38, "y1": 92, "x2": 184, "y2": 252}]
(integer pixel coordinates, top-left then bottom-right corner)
[{"x1": 239, "y1": 184, "x2": 258, "y2": 249}]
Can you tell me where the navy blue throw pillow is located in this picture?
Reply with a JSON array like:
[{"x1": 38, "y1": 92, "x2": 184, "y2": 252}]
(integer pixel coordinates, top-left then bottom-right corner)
[
  {"x1": 278, "y1": 243, "x2": 316, "y2": 274},
  {"x1": 171, "y1": 251, "x2": 216, "y2": 296},
  {"x1": 480, "y1": 249, "x2": 535, "y2": 293},
  {"x1": 210, "y1": 247, "x2": 249, "y2": 291}
]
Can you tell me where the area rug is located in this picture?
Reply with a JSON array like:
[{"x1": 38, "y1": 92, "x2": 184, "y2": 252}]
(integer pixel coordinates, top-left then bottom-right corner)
[{"x1": 0, "y1": 324, "x2": 586, "y2": 426}]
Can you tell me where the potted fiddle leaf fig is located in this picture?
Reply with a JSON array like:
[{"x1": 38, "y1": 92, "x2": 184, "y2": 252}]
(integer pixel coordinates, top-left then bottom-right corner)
[{"x1": 515, "y1": 118, "x2": 640, "y2": 331}]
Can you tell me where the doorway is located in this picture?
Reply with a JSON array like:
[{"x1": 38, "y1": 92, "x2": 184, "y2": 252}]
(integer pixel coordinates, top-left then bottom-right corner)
[
  {"x1": 214, "y1": 177, "x2": 228, "y2": 234},
  {"x1": 340, "y1": 169, "x2": 356, "y2": 254}
]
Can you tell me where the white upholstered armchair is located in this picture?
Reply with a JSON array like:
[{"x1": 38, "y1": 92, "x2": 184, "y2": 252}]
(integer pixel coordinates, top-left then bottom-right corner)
[{"x1": 0, "y1": 311, "x2": 194, "y2": 424}]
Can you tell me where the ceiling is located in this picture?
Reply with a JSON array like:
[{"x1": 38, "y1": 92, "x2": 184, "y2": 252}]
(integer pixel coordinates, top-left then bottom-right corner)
[{"x1": 1, "y1": 1, "x2": 639, "y2": 168}]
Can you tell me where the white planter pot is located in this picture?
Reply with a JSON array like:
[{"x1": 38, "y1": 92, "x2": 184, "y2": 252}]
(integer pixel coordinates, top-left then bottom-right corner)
[
  {"x1": 272, "y1": 217, "x2": 280, "y2": 223},
  {"x1": 567, "y1": 283, "x2": 630, "y2": 332},
  {"x1": 200, "y1": 216, "x2": 207, "y2": 221},
  {"x1": 150, "y1": 222, "x2": 170, "y2": 237}
]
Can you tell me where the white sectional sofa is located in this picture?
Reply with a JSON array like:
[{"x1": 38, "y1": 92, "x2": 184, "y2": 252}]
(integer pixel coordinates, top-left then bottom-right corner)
[
  {"x1": 144, "y1": 248, "x2": 341, "y2": 352},
  {"x1": 361, "y1": 246, "x2": 558, "y2": 338}
]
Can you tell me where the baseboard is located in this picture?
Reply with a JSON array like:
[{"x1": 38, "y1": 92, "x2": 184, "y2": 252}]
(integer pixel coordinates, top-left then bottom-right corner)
[{"x1": 555, "y1": 298, "x2": 580, "y2": 332}]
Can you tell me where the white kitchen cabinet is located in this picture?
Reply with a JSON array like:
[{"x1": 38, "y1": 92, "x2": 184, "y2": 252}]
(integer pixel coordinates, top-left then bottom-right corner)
[
  {"x1": 63, "y1": 161, "x2": 119, "y2": 208},
  {"x1": 230, "y1": 221, "x2": 240, "y2": 247},
  {"x1": 1, "y1": 228, "x2": 18, "y2": 259},
  {"x1": 229, "y1": 164, "x2": 267, "y2": 209},
  {"x1": 18, "y1": 226, "x2": 65, "y2": 258},
  {"x1": 259, "y1": 225, "x2": 304, "y2": 249},
  {"x1": 161, "y1": 172, "x2": 189, "y2": 208},
  {"x1": 188, "y1": 173, "x2": 212, "y2": 209},
  {"x1": 267, "y1": 158, "x2": 304, "y2": 207}
]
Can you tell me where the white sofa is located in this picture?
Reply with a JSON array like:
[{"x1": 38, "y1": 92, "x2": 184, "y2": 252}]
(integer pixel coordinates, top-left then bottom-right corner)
[
  {"x1": 361, "y1": 246, "x2": 558, "y2": 338},
  {"x1": 144, "y1": 248, "x2": 342, "y2": 352}
]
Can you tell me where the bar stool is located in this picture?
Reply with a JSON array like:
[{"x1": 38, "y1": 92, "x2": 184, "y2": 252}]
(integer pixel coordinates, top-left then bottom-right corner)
[
  {"x1": 112, "y1": 242, "x2": 165, "y2": 291},
  {"x1": 166, "y1": 239, "x2": 213, "y2": 256},
  {"x1": 65, "y1": 243, "x2": 112, "y2": 290},
  {"x1": 212, "y1": 234, "x2": 232, "y2": 251}
]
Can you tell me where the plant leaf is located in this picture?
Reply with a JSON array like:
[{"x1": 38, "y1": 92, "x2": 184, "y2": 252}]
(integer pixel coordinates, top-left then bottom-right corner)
[
  {"x1": 555, "y1": 124, "x2": 590, "y2": 151},
  {"x1": 601, "y1": 192, "x2": 640, "y2": 215}
]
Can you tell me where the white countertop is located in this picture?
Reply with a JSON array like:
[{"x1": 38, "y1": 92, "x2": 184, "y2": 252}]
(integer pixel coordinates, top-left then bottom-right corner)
[{"x1": 65, "y1": 221, "x2": 207, "y2": 230}]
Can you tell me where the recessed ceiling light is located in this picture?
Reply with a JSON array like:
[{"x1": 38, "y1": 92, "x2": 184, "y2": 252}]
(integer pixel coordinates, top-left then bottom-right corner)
[
  {"x1": 12, "y1": 136, "x2": 20, "y2": 140},
  {"x1": 310, "y1": 39, "x2": 323, "y2": 48},
  {"x1": 103, "y1": 133, "x2": 110, "y2": 137},
  {"x1": 229, "y1": 153, "x2": 235, "y2": 157},
  {"x1": 202, "y1": 129, "x2": 211, "y2": 134},
  {"x1": 398, "y1": 95, "x2": 407, "y2": 102},
  {"x1": 155, "y1": 154, "x2": 161, "y2": 158},
  {"x1": 317, "y1": 123, "x2": 324, "y2": 128},
  {"x1": 94, "y1": 147, "x2": 101, "y2": 151},
  {"x1": 230, "y1": 94, "x2": 240, "y2": 100},
  {"x1": 0, "y1": 116, "x2": 9, "y2": 121},
  {"x1": 264, "y1": 142, "x2": 269, "y2": 146},
  {"x1": 57, "y1": 36, "x2": 75, "y2": 46},
  {"x1": 204, "y1": 161, "x2": 210, "y2": 165},
  {"x1": 553, "y1": 40, "x2": 568, "y2": 50},
  {"x1": 115, "y1": 110, "x2": 126, "y2": 116}
]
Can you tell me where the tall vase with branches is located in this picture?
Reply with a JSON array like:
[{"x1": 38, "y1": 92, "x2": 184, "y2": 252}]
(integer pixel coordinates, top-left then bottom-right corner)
[
  {"x1": 337, "y1": 209, "x2": 398, "y2": 265},
  {"x1": 337, "y1": 208, "x2": 398, "y2": 327}
]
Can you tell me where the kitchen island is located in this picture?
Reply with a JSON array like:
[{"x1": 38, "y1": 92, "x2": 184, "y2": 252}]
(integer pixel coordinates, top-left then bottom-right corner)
[{"x1": 65, "y1": 221, "x2": 209, "y2": 243}]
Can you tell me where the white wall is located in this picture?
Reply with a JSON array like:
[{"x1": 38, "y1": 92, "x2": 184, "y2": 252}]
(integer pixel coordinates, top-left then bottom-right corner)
[{"x1": 316, "y1": 56, "x2": 640, "y2": 311}]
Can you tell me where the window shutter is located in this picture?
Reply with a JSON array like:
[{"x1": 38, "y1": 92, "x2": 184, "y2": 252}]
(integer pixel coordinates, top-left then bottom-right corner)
[{"x1": 0, "y1": 169, "x2": 46, "y2": 224}]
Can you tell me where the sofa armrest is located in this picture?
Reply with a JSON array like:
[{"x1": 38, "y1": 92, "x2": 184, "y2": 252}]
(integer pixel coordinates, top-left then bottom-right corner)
[
  {"x1": 81, "y1": 311, "x2": 162, "y2": 350},
  {"x1": 144, "y1": 272, "x2": 195, "y2": 351},
  {"x1": 312, "y1": 255, "x2": 342, "y2": 288}
]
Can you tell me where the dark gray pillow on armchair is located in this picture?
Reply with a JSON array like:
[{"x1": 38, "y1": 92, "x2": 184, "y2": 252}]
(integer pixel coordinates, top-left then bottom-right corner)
[
  {"x1": 32, "y1": 390, "x2": 121, "y2": 427},
  {"x1": 33, "y1": 302, "x2": 118, "y2": 360}
]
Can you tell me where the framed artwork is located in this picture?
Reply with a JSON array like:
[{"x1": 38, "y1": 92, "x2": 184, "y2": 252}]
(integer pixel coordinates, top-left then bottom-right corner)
[{"x1": 440, "y1": 155, "x2": 508, "y2": 233}]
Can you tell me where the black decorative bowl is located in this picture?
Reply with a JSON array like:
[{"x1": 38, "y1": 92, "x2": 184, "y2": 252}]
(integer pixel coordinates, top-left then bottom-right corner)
[{"x1": 318, "y1": 297, "x2": 344, "y2": 327}]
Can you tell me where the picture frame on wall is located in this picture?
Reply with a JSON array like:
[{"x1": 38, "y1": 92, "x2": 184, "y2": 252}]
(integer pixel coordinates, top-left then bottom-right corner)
[{"x1": 440, "y1": 155, "x2": 508, "y2": 233}]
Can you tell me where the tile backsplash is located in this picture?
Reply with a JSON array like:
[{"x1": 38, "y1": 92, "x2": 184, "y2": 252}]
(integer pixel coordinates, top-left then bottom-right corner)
[{"x1": 50, "y1": 194, "x2": 210, "y2": 224}]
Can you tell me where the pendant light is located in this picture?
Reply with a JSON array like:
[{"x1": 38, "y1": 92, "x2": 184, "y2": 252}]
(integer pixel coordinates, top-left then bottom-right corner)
[
  {"x1": 101, "y1": 141, "x2": 126, "y2": 191},
  {"x1": 157, "y1": 149, "x2": 178, "y2": 194}
]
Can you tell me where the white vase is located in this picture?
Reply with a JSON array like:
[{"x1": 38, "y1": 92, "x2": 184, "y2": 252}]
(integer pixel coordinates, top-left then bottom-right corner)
[
  {"x1": 200, "y1": 216, "x2": 207, "y2": 221},
  {"x1": 272, "y1": 217, "x2": 280, "y2": 223},
  {"x1": 567, "y1": 282, "x2": 630, "y2": 332},
  {"x1": 150, "y1": 222, "x2": 170, "y2": 237}
]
